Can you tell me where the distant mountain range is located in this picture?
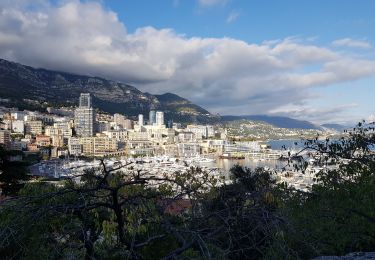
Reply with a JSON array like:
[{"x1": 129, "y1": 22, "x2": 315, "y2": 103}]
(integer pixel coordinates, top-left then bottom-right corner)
[
  {"x1": 221, "y1": 115, "x2": 322, "y2": 130},
  {"x1": 0, "y1": 58, "x2": 343, "y2": 130},
  {"x1": 320, "y1": 123, "x2": 348, "y2": 132},
  {"x1": 0, "y1": 58, "x2": 217, "y2": 123}
]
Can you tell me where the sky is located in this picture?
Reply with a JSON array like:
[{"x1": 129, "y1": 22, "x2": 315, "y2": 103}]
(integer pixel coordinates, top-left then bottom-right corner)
[{"x1": 0, "y1": 0, "x2": 375, "y2": 124}]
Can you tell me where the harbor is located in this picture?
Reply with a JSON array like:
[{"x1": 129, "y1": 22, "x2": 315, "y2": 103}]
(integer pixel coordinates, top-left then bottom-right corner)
[{"x1": 28, "y1": 149, "x2": 324, "y2": 192}]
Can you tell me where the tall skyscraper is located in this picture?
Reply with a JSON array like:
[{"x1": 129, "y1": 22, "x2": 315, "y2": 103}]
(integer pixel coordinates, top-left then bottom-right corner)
[
  {"x1": 149, "y1": 110, "x2": 156, "y2": 125},
  {"x1": 75, "y1": 93, "x2": 94, "y2": 137},
  {"x1": 155, "y1": 111, "x2": 164, "y2": 127},
  {"x1": 79, "y1": 93, "x2": 92, "y2": 108},
  {"x1": 138, "y1": 114, "x2": 144, "y2": 126}
]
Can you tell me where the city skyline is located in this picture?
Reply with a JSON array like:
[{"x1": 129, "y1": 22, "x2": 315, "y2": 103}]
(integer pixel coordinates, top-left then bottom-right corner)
[{"x1": 0, "y1": 0, "x2": 374, "y2": 124}]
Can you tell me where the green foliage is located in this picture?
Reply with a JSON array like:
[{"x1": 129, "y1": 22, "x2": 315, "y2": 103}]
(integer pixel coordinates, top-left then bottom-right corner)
[
  {"x1": 193, "y1": 165, "x2": 282, "y2": 259},
  {"x1": 0, "y1": 146, "x2": 29, "y2": 195},
  {"x1": 267, "y1": 122, "x2": 375, "y2": 259},
  {"x1": 0, "y1": 182, "x2": 85, "y2": 259}
]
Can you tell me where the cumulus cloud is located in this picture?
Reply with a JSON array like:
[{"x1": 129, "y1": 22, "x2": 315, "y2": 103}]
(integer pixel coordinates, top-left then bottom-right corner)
[
  {"x1": 332, "y1": 38, "x2": 371, "y2": 49},
  {"x1": 1, "y1": 0, "x2": 375, "y2": 121},
  {"x1": 226, "y1": 10, "x2": 240, "y2": 23}
]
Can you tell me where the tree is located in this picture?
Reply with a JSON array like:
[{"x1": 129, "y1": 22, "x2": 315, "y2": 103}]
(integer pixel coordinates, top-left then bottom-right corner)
[
  {"x1": 0, "y1": 161, "x2": 220, "y2": 259},
  {"x1": 0, "y1": 146, "x2": 29, "y2": 195},
  {"x1": 184, "y1": 165, "x2": 284, "y2": 259},
  {"x1": 267, "y1": 122, "x2": 375, "y2": 259}
]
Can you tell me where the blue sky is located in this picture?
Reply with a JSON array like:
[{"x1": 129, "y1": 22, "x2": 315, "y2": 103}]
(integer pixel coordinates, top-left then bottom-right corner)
[
  {"x1": 105, "y1": 0, "x2": 375, "y2": 46},
  {"x1": 0, "y1": 0, "x2": 374, "y2": 124}
]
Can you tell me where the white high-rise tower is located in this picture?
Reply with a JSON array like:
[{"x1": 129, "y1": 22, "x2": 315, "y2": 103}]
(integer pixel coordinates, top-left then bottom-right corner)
[
  {"x1": 155, "y1": 111, "x2": 164, "y2": 127},
  {"x1": 74, "y1": 93, "x2": 94, "y2": 137},
  {"x1": 138, "y1": 114, "x2": 144, "y2": 126},
  {"x1": 79, "y1": 93, "x2": 91, "y2": 108}
]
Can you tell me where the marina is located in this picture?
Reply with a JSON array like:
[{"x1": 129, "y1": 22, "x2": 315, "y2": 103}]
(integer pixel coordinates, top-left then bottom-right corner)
[{"x1": 29, "y1": 149, "x2": 326, "y2": 192}]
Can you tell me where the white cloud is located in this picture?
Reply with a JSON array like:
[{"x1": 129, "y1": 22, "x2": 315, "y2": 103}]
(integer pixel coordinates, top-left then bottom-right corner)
[
  {"x1": 268, "y1": 103, "x2": 359, "y2": 124},
  {"x1": 332, "y1": 38, "x2": 371, "y2": 49},
  {"x1": 198, "y1": 0, "x2": 227, "y2": 7},
  {"x1": 1, "y1": 1, "x2": 375, "y2": 121},
  {"x1": 226, "y1": 10, "x2": 239, "y2": 23}
]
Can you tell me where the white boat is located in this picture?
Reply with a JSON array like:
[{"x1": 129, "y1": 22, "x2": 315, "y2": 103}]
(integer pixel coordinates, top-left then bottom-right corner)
[{"x1": 196, "y1": 157, "x2": 216, "y2": 163}]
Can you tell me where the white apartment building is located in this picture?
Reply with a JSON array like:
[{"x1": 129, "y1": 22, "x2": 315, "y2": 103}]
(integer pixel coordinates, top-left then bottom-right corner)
[
  {"x1": 178, "y1": 131, "x2": 196, "y2": 143},
  {"x1": 177, "y1": 143, "x2": 200, "y2": 157},
  {"x1": 114, "y1": 113, "x2": 131, "y2": 129},
  {"x1": 12, "y1": 120, "x2": 24, "y2": 134},
  {"x1": 11, "y1": 112, "x2": 26, "y2": 121},
  {"x1": 201, "y1": 139, "x2": 228, "y2": 154},
  {"x1": 103, "y1": 130, "x2": 128, "y2": 141},
  {"x1": 128, "y1": 131, "x2": 149, "y2": 141},
  {"x1": 79, "y1": 136, "x2": 118, "y2": 156},
  {"x1": 68, "y1": 137, "x2": 82, "y2": 156},
  {"x1": 186, "y1": 125, "x2": 215, "y2": 139},
  {"x1": 53, "y1": 121, "x2": 73, "y2": 137}
]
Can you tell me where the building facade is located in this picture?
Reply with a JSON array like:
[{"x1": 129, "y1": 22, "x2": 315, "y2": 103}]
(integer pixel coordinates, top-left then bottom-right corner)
[
  {"x1": 149, "y1": 110, "x2": 156, "y2": 125},
  {"x1": 0, "y1": 130, "x2": 11, "y2": 149},
  {"x1": 155, "y1": 111, "x2": 164, "y2": 127},
  {"x1": 75, "y1": 93, "x2": 94, "y2": 137},
  {"x1": 138, "y1": 114, "x2": 144, "y2": 126},
  {"x1": 25, "y1": 120, "x2": 43, "y2": 135}
]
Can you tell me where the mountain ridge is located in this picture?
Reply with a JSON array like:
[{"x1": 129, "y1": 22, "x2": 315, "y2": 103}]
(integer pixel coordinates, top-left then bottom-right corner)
[
  {"x1": 0, "y1": 58, "x2": 217, "y2": 123},
  {"x1": 0, "y1": 58, "x2": 323, "y2": 129},
  {"x1": 221, "y1": 115, "x2": 322, "y2": 130},
  {"x1": 320, "y1": 123, "x2": 348, "y2": 132}
]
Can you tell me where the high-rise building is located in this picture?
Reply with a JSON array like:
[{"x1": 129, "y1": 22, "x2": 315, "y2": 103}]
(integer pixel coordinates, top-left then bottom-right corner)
[
  {"x1": 138, "y1": 114, "x2": 144, "y2": 126},
  {"x1": 155, "y1": 111, "x2": 164, "y2": 126},
  {"x1": 79, "y1": 93, "x2": 92, "y2": 108},
  {"x1": 149, "y1": 110, "x2": 156, "y2": 125},
  {"x1": 75, "y1": 93, "x2": 94, "y2": 137}
]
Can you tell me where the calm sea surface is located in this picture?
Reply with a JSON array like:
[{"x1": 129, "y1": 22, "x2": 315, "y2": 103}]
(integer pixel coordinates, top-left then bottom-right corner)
[
  {"x1": 267, "y1": 139, "x2": 305, "y2": 150},
  {"x1": 200, "y1": 138, "x2": 373, "y2": 177},
  {"x1": 201, "y1": 139, "x2": 302, "y2": 174}
]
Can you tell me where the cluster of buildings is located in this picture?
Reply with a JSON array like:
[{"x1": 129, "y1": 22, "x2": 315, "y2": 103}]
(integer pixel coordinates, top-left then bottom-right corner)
[{"x1": 0, "y1": 93, "x2": 234, "y2": 159}]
